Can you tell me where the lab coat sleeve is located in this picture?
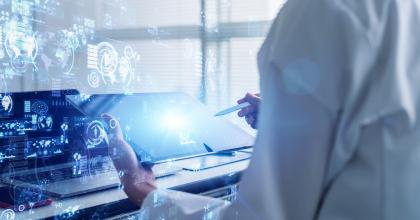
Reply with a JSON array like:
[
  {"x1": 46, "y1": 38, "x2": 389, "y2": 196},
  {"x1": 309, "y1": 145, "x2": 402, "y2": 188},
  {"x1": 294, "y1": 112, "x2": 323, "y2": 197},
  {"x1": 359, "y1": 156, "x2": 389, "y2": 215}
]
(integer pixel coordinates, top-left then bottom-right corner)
[{"x1": 138, "y1": 189, "x2": 229, "y2": 219}]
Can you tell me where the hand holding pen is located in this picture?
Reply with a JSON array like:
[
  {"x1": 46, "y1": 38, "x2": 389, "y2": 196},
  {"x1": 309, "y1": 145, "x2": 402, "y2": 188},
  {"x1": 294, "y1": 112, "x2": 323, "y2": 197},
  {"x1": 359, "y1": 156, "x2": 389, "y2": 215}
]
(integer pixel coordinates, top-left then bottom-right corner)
[
  {"x1": 237, "y1": 93, "x2": 260, "y2": 129},
  {"x1": 215, "y1": 93, "x2": 261, "y2": 129}
]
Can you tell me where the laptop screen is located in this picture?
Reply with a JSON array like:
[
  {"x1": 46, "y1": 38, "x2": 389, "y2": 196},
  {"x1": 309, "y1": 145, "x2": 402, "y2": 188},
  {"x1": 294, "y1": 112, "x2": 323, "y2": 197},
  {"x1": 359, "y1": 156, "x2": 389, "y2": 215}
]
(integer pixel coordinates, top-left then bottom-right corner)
[
  {"x1": 0, "y1": 90, "x2": 112, "y2": 177},
  {"x1": 66, "y1": 92, "x2": 255, "y2": 163}
]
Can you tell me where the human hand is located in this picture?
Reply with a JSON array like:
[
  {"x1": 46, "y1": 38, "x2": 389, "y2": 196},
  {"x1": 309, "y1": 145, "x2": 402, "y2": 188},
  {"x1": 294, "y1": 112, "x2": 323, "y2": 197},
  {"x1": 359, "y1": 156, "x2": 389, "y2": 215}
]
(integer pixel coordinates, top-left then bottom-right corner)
[
  {"x1": 237, "y1": 93, "x2": 261, "y2": 129},
  {"x1": 102, "y1": 113, "x2": 156, "y2": 207}
]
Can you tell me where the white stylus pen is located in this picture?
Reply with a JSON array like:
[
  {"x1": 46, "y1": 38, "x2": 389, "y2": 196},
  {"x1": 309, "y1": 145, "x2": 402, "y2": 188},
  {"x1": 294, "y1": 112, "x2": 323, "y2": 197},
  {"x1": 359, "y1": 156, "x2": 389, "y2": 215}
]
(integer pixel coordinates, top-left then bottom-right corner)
[{"x1": 214, "y1": 102, "x2": 251, "y2": 117}]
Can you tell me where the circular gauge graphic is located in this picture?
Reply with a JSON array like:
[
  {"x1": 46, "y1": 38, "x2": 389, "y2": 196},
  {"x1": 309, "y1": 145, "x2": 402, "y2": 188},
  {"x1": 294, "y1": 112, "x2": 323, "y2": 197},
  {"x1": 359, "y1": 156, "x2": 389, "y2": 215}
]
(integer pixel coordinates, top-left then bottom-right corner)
[
  {"x1": 97, "y1": 42, "x2": 119, "y2": 83},
  {"x1": 85, "y1": 120, "x2": 107, "y2": 148},
  {"x1": 31, "y1": 101, "x2": 49, "y2": 115},
  {"x1": 87, "y1": 71, "x2": 101, "y2": 88},
  {"x1": 96, "y1": 42, "x2": 135, "y2": 87},
  {"x1": 5, "y1": 29, "x2": 38, "y2": 73},
  {"x1": 0, "y1": 209, "x2": 15, "y2": 220},
  {"x1": 10, "y1": 56, "x2": 28, "y2": 73}
]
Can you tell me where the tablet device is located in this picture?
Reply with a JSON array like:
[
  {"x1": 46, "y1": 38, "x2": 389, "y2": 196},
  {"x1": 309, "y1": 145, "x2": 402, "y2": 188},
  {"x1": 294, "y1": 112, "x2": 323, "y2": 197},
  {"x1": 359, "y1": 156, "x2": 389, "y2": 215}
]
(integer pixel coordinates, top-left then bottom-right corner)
[{"x1": 66, "y1": 92, "x2": 254, "y2": 164}]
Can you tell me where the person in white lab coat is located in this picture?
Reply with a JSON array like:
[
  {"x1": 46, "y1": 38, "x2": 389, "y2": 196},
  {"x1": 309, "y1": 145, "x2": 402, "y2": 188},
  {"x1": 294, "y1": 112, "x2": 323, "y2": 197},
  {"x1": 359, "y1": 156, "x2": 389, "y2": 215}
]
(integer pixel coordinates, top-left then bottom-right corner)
[{"x1": 103, "y1": 0, "x2": 420, "y2": 219}]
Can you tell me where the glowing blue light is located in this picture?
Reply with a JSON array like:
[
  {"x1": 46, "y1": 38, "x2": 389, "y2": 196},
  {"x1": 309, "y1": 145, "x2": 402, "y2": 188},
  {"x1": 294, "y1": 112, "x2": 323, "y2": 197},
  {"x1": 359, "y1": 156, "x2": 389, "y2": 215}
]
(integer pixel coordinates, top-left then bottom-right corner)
[{"x1": 162, "y1": 113, "x2": 186, "y2": 130}]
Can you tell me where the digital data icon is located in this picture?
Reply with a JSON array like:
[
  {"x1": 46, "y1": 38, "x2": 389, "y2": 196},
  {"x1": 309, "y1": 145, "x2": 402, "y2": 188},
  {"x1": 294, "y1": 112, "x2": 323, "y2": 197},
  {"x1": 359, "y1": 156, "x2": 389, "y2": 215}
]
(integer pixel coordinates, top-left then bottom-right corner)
[{"x1": 85, "y1": 120, "x2": 107, "y2": 148}]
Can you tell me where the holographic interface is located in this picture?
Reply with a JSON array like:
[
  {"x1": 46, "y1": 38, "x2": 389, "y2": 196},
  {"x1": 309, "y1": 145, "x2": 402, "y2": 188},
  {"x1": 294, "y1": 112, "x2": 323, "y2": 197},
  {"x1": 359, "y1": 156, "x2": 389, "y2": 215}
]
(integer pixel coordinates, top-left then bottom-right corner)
[
  {"x1": 0, "y1": 90, "x2": 114, "y2": 214},
  {"x1": 0, "y1": 0, "x2": 256, "y2": 218},
  {"x1": 0, "y1": 0, "x2": 140, "y2": 92}
]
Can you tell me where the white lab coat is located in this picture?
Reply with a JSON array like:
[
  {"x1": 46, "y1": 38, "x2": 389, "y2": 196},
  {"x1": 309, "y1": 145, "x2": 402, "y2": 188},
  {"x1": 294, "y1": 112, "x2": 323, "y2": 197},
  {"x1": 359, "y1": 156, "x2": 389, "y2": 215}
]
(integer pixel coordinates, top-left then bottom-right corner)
[{"x1": 138, "y1": 0, "x2": 420, "y2": 219}]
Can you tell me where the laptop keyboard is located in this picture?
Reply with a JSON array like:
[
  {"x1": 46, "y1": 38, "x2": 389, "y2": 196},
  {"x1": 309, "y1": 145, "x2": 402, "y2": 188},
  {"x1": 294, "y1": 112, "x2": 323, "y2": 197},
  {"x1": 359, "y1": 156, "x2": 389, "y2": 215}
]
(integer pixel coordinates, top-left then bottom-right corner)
[
  {"x1": 8, "y1": 163, "x2": 182, "y2": 185},
  {"x1": 10, "y1": 166, "x2": 116, "y2": 184}
]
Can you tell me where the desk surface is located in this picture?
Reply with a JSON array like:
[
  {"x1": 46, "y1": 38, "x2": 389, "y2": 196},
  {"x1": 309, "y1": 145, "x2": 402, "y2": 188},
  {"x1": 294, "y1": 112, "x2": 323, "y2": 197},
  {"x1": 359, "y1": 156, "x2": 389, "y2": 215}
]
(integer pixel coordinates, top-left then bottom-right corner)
[{"x1": 0, "y1": 157, "x2": 250, "y2": 219}]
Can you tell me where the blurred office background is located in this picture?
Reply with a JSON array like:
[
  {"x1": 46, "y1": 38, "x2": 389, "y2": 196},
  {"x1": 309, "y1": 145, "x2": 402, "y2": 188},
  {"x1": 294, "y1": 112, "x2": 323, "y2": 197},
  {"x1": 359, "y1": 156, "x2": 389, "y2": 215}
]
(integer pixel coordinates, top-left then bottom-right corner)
[{"x1": 4, "y1": 0, "x2": 285, "y2": 132}]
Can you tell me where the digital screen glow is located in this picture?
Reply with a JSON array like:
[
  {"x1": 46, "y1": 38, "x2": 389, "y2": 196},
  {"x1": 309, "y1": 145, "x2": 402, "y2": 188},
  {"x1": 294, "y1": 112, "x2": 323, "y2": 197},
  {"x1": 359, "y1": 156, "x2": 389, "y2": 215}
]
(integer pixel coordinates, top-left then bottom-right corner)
[
  {"x1": 66, "y1": 93, "x2": 255, "y2": 163},
  {"x1": 162, "y1": 112, "x2": 187, "y2": 130}
]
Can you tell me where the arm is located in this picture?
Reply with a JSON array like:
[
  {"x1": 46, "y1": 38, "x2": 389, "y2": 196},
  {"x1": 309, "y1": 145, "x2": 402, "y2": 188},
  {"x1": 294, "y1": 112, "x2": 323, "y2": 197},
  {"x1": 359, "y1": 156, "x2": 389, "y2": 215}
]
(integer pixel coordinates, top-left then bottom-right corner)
[
  {"x1": 103, "y1": 114, "x2": 228, "y2": 219},
  {"x1": 102, "y1": 114, "x2": 156, "y2": 207}
]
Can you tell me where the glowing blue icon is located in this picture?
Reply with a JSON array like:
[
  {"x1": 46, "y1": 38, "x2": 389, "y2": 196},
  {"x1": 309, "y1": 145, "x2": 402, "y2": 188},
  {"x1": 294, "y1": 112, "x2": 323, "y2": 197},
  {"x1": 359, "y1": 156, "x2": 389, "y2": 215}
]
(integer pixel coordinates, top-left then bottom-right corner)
[
  {"x1": 179, "y1": 131, "x2": 195, "y2": 145},
  {"x1": 86, "y1": 120, "x2": 107, "y2": 148},
  {"x1": 0, "y1": 95, "x2": 13, "y2": 113}
]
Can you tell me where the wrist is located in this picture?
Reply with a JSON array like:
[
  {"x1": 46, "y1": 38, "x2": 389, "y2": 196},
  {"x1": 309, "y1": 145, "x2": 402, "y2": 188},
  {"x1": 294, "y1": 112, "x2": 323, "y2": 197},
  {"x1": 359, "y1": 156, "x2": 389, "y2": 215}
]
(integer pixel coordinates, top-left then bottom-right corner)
[{"x1": 122, "y1": 175, "x2": 157, "y2": 207}]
